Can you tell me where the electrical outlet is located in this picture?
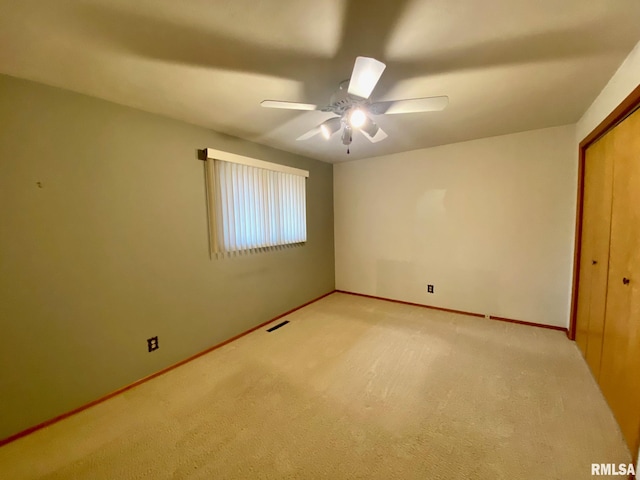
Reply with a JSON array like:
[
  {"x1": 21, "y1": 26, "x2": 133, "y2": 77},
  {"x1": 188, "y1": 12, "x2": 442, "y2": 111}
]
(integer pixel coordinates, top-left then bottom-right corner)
[
  {"x1": 427, "y1": 284, "x2": 434, "y2": 294},
  {"x1": 147, "y1": 336, "x2": 159, "y2": 352}
]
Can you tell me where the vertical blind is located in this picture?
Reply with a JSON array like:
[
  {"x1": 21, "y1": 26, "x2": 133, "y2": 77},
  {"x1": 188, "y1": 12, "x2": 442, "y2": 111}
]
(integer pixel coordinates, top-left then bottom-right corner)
[{"x1": 205, "y1": 157, "x2": 307, "y2": 257}]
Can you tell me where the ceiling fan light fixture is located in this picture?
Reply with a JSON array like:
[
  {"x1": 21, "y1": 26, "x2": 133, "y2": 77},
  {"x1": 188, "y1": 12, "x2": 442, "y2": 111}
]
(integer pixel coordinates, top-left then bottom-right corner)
[
  {"x1": 320, "y1": 117, "x2": 341, "y2": 140},
  {"x1": 342, "y1": 125, "x2": 353, "y2": 145},
  {"x1": 349, "y1": 108, "x2": 367, "y2": 128}
]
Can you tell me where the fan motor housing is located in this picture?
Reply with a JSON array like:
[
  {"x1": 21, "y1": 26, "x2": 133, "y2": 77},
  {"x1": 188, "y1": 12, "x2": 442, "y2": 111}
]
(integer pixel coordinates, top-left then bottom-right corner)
[{"x1": 323, "y1": 79, "x2": 368, "y2": 116}]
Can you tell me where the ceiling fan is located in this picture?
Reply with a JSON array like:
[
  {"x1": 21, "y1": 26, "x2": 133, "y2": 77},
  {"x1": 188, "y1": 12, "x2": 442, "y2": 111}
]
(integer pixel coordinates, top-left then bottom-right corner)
[{"x1": 261, "y1": 57, "x2": 448, "y2": 151}]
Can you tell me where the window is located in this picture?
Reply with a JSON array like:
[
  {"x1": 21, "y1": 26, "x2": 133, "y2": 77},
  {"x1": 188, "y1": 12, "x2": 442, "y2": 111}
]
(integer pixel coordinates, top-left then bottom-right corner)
[{"x1": 205, "y1": 149, "x2": 308, "y2": 257}]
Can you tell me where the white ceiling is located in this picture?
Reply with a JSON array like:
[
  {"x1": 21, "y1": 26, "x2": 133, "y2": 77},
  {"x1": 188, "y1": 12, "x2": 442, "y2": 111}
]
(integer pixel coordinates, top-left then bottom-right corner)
[{"x1": 1, "y1": 0, "x2": 640, "y2": 163}]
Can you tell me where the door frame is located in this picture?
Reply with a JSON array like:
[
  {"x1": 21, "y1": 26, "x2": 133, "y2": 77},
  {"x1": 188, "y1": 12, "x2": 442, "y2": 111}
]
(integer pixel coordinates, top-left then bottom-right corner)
[{"x1": 569, "y1": 83, "x2": 640, "y2": 340}]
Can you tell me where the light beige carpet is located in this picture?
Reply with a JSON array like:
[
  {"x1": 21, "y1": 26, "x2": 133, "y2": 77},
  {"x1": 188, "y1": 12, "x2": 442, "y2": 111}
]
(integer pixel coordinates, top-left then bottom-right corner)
[{"x1": 0, "y1": 292, "x2": 632, "y2": 479}]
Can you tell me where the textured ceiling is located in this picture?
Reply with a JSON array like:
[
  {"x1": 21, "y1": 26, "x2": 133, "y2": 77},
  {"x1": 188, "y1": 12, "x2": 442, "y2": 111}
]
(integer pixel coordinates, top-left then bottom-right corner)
[{"x1": 1, "y1": 0, "x2": 640, "y2": 163}]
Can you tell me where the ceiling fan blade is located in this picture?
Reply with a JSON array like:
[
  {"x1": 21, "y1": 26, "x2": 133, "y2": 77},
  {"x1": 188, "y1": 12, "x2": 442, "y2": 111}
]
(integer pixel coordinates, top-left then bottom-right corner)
[
  {"x1": 369, "y1": 96, "x2": 449, "y2": 115},
  {"x1": 347, "y1": 57, "x2": 386, "y2": 100},
  {"x1": 261, "y1": 100, "x2": 320, "y2": 111},
  {"x1": 361, "y1": 126, "x2": 388, "y2": 143},
  {"x1": 296, "y1": 127, "x2": 322, "y2": 141}
]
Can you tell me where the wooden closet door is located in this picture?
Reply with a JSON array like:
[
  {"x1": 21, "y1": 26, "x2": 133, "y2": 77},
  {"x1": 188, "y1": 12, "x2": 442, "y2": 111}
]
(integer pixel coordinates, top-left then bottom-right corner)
[
  {"x1": 599, "y1": 106, "x2": 640, "y2": 457},
  {"x1": 575, "y1": 131, "x2": 614, "y2": 377},
  {"x1": 575, "y1": 148, "x2": 597, "y2": 356}
]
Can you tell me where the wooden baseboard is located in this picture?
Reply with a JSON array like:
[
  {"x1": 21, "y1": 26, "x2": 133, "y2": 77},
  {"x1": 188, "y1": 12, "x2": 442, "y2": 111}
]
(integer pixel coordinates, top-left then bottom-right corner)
[
  {"x1": 336, "y1": 290, "x2": 568, "y2": 333},
  {"x1": 0, "y1": 289, "x2": 336, "y2": 448}
]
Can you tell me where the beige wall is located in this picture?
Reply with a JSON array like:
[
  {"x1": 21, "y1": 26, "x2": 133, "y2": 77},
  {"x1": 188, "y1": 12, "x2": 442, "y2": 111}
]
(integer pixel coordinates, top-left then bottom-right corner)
[
  {"x1": 0, "y1": 74, "x2": 334, "y2": 440},
  {"x1": 577, "y1": 39, "x2": 640, "y2": 142},
  {"x1": 334, "y1": 125, "x2": 576, "y2": 328}
]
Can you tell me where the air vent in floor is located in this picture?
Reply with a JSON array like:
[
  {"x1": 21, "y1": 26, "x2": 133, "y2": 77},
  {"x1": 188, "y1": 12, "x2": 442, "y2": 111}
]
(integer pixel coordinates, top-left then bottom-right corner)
[{"x1": 267, "y1": 321, "x2": 289, "y2": 332}]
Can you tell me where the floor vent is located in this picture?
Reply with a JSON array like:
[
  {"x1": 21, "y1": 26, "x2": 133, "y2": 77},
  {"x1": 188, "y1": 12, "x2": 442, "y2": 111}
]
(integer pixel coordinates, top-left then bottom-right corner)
[{"x1": 267, "y1": 321, "x2": 290, "y2": 332}]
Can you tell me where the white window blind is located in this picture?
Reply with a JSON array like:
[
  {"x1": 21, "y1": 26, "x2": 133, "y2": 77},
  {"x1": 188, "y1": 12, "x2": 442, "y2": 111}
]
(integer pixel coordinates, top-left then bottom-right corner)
[{"x1": 205, "y1": 149, "x2": 308, "y2": 257}]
